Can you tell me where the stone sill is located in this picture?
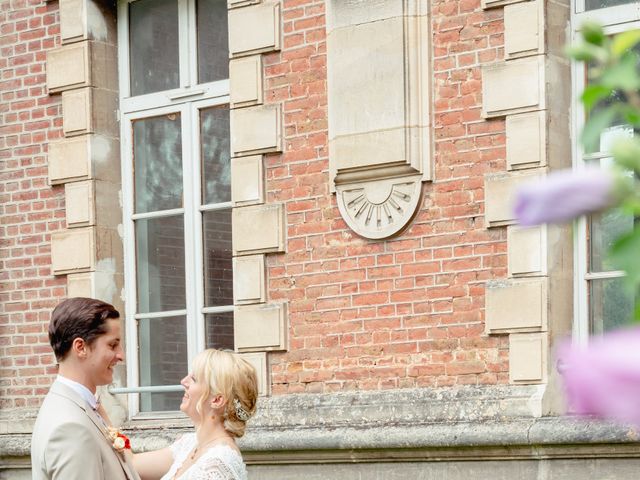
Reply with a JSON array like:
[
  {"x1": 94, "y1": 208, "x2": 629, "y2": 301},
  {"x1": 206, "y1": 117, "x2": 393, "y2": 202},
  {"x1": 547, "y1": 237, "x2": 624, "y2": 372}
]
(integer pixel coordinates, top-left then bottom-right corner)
[
  {"x1": 3, "y1": 385, "x2": 639, "y2": 459},
  {"x1": 3, "y1": 417, "x2": 639, "y2": 461}
]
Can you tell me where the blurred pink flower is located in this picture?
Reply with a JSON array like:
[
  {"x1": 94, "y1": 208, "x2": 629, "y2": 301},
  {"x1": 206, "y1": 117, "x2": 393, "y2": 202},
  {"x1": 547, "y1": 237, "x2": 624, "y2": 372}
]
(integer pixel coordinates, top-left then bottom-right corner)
[
  {"x1": 558, "y1": 327, "x2": 640, "y2": 427},
  {"x1": 514, "y1": 168, "x2": 616, "y2": 226}
]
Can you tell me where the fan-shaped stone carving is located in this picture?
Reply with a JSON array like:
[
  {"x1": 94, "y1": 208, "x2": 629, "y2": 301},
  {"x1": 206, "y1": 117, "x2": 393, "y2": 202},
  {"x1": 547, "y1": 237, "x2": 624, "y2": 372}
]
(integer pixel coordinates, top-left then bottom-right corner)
[{"x1": 336, "y1": 175, "x2": 422, "y2": 239}]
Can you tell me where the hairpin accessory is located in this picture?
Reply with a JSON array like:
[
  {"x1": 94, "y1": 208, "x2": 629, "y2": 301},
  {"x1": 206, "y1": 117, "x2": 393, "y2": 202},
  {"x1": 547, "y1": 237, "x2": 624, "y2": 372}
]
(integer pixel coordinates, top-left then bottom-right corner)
[{"x1": 233, "y1": 398, "x2": 251, "y2": 421}]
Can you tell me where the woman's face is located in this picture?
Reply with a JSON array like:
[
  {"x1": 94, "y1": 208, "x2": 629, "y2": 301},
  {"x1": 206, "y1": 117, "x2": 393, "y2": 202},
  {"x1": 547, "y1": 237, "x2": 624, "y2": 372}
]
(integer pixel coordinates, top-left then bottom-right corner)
[{"x1": 180, "y1": 371, "x2": 210, "y2": 422}]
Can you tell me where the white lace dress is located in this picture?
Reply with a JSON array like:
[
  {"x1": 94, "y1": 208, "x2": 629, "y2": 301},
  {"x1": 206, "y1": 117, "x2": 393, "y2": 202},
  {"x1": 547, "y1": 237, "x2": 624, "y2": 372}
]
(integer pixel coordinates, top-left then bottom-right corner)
[{"x1": 160, "y1": 433, "x2": 248, "y2": 480}]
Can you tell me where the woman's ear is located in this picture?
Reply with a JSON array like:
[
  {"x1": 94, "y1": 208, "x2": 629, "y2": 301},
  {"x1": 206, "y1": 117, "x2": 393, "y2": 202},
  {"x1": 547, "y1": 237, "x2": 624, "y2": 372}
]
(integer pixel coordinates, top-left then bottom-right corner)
[{"x1": 210, "y1": 394, "x2": 226, "y2": 410}]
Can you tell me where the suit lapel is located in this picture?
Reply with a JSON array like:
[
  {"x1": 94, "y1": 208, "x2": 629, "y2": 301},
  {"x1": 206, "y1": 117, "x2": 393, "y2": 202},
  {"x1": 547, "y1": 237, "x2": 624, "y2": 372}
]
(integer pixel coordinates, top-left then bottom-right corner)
[{"x1": 50, "y1": 381, "x2": 136, "y2": 480}]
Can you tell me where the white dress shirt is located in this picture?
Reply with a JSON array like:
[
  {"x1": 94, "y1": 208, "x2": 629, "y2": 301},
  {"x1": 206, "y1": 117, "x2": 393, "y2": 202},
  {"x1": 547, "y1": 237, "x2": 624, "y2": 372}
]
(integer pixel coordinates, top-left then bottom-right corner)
[{"x1": 56, "y1": 375, "x2": 99, "y2": 410}]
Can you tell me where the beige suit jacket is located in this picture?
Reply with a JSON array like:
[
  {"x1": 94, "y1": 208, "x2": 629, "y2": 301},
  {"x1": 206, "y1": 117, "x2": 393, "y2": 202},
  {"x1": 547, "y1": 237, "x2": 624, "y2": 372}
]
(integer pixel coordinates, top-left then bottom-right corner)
[{"x1": 31, "y1": 381, "x2": 140, "y2": 480}]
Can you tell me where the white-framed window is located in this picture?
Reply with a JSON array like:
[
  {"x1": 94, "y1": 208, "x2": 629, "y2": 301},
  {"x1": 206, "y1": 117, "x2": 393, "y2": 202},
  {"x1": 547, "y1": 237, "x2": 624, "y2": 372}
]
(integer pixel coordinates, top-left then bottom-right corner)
[
  {"x1": 116, "y1": 0, "x2": 233, "y2": 415},
  {"x1": 572, "y1": 0, "x2": 640, "y2": 343}
]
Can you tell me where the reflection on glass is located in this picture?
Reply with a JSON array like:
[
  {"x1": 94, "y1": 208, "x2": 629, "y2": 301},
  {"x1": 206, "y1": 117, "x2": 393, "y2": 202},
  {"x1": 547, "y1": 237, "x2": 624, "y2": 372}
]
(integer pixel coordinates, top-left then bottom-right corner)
[
  {"x1": 133, "y1": 114, "x2": 183, "y2": 213},
  {"x1": 205, "y1": 312, "x2": 234, "y2": 350},
  {"x1": 203, "y1": 209, "x2": 233, "y2": 307},
  {"x1": 129, "y1": 0, "x2": 180, "y2": 96},
  {"x1": 590, "y1": 277, "x2": 634, "y2": 334},
  {"x1": 197, "y1": 0, "x2": 229, "y2": 83},
  {"x1": 585, "y1": 0, "x2": 635, "y2": 10},
  {"x1": 589, "y1": 208, "x2": 634, "y2": 272},
  {"x1": 201, "y1": 107, "x2": 231, "y2": 205},
  {"x1": 138, "y1": 316, "x2": 187, "y2": 412},
  {"x1": 136, "y1": 215, "x2": 186, "y2": 313}
]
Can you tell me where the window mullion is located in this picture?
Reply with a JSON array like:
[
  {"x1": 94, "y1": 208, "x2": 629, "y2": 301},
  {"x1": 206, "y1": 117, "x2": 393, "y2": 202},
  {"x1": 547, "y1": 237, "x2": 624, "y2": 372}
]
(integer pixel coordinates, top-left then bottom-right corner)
[
  {"x1": 181, "y1": 105, "x2": 199, "y2": 369},
  {"x1": 117, "y1": 1, "x2": 131, "y2": 99},
  {"x1": 188, "y1": 0, "x2": 199, "y2": 89},
  {"x1": 191, "y1": 103, "x2": 207, "y2": 352},
  {"x1": 120, "y1": 113, "x2": 141, "y2": 415},
  {"x1": 179, "y1": 0, "x2": 192, "y2": 89}
]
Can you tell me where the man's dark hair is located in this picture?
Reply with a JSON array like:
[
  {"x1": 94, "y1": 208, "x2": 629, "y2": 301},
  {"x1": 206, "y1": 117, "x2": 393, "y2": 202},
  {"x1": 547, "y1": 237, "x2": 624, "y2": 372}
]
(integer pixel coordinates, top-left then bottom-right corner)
[{"x1": 48, "y1": 297, "x2": 120, "y2": 361}]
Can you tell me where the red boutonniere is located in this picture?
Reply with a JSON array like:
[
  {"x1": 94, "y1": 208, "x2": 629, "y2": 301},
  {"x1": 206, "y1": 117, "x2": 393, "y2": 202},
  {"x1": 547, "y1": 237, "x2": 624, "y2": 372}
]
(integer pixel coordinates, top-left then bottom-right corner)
[{"x1": 107, "y1": 427, "x2": 131, "y2": 453}]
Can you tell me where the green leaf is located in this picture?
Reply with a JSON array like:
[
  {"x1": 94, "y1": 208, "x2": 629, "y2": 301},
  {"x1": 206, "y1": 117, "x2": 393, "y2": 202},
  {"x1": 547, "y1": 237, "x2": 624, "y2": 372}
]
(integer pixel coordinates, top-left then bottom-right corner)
[
  {"x1": 634, "y1": 301, "x2": 640, "y2": 322},
  {"x1": 581, "y1": 85, "x2": 613, "y2": 110},
  {"x1": 581, "y1": 21, "x2": 606, "y2": 46},
  {"x1": 611, "y1": 29, "x2": 640, "y2": 58},
  {"x1": 581, "y1": 107, "x2": 618, "y2": 152},
  {"x1": 600, "y1": 51, "x2": 640, "y2": 91},
  {"x1": 609, "y1": 228, "x2": 640, "y2": 293},
  {"x1": 565, "y1": 43, "x2": 608, "y2": 63},
  {"x1": 612, "y1": 137, "x2": 640, "y2": 172},
  {"x1": 620, "y1": 104, "x2": 640, "y2": 127}
]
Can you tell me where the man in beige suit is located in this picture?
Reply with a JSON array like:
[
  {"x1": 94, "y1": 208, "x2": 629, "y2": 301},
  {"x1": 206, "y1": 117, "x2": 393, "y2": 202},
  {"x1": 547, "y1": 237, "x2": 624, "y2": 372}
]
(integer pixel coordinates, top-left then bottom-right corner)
[{"x1": 31, "y1": 297, "x2": 139, "y2": 480}]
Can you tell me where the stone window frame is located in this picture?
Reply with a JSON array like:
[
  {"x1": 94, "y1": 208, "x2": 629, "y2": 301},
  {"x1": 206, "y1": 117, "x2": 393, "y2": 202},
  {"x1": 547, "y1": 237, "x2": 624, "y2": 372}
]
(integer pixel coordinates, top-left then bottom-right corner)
[
  {"x1": 116, "y1": 0, "x2": 232, "y2": 417},
  {"x1": 571, "y1": 2, "x2": 640, "y2": 343}
]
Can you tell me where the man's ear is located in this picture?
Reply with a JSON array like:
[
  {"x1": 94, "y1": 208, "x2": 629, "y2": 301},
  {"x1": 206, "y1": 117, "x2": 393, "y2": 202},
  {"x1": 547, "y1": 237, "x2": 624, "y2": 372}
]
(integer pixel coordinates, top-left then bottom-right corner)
[{"x1": 71, "y1": 337, "x2": 88, "y2": 359}]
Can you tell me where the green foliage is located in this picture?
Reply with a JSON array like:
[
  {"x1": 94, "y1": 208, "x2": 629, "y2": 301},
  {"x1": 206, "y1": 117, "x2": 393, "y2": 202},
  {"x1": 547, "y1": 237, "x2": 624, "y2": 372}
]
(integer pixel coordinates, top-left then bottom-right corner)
[{"x1": 569, "y1": 23, "x2": 640, "y2": 321}]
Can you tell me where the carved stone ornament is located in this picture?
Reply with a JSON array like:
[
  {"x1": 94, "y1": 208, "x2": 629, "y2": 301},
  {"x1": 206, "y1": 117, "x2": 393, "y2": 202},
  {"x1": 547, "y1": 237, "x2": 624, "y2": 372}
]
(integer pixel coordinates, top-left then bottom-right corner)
[{"x1": 336, "y1": 175, "x2": 422, "y2": 240}]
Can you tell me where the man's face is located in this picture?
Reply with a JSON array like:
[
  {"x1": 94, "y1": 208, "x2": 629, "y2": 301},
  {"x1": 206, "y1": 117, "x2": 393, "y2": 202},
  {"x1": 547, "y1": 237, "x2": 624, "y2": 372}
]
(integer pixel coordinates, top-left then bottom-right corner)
[{"x1": 84, "y1": 318, "x2": 124, "y2": 389}]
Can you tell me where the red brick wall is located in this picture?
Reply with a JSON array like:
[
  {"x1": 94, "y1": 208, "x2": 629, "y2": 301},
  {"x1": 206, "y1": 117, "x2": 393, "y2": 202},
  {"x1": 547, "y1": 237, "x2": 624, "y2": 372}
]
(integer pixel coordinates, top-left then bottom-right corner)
[
  {"x1": 265, "y1": 0, "x2": 510, "y2": 394},
  {"x1": 1, "y1": 0, "x2": 512, "y2": 408},
  {"x1": 0, "y1": 0, "x2": 64, "y2": 410}
]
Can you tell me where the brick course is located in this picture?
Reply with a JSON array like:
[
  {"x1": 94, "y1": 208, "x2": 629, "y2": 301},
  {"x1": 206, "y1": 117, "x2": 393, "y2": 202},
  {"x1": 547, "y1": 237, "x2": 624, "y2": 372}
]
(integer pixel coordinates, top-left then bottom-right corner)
[
  {"x1": 266, "y1": 0, "x2": 509, "y2": 395},
  {"x1": 1, "y1": 0, "x2": 511, "y2": 407},
  {"x1": 0, "y1": 0, "x2": 64, "y2": 410}
]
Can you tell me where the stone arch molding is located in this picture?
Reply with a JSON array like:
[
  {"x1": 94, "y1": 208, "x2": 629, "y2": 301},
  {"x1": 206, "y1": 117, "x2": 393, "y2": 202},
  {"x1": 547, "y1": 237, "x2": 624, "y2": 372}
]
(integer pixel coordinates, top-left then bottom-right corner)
[{"x1": 327, "y1": 0, "x2": 431, "y2": 240}]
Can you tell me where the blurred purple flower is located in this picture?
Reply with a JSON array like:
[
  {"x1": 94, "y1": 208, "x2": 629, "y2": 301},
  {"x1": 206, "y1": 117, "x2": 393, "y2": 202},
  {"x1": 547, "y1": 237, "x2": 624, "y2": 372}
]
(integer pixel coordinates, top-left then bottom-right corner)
[
  {"x1": 514, "y1": 168, "x2": 616, "y2": 226},
  {"x1": 558, "y1": 327, "x2": 640, "y2": 427}
]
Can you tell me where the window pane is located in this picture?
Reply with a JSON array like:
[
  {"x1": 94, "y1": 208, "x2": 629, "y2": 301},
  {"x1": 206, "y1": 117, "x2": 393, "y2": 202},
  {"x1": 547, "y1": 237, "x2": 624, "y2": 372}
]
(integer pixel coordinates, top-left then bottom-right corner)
[
  {"x1": 136, "y1": 215, "x2": 186, "y2": 313},
  {"x1": 203, "y1": 209, "x2": 233, "y2": 307},
  {"x1": 589, "y1": 208, "x2": 634, "y2": 272},
  {"x1": 133, "y1": 114, "x2": 183, "y2": 213},
  {"x1": 583, "y1": 43, "x2": 640, "y2": 154},
  {"x1": 590, "y1": 277, "x2": 634, "y2": 334},
  {"x1": 129, "y1": 0, "x2": 180, "y2": 96},
  {"x1": 201, "y1": 107, "x2": 231, "y2": 205},
  {"x1": 138, "y1": 316, "x2": 187, "y2": 412},
  {"x1": 197, "y1": 0, "x2": 229, "y2": 83},
  {"x1": 585, "y1": 0, "x2": 635, "y2": 10},
  {"x1": 205, "y1": 312, "x2": 234, "y2": 350}
]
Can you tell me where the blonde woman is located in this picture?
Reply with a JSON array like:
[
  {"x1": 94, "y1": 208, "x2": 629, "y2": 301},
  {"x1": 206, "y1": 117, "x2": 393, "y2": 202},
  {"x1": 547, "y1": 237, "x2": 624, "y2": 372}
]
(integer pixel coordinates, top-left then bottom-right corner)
[{"x1": 132, "y1": 349, "x2": 258, "y2": 480}]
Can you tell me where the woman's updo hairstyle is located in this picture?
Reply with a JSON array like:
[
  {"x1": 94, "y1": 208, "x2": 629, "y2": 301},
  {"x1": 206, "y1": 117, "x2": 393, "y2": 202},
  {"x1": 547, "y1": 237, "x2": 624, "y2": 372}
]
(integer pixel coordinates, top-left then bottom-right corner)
[{"x1": 192, "y1": 348, "x2": 258, "y2": 438}]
